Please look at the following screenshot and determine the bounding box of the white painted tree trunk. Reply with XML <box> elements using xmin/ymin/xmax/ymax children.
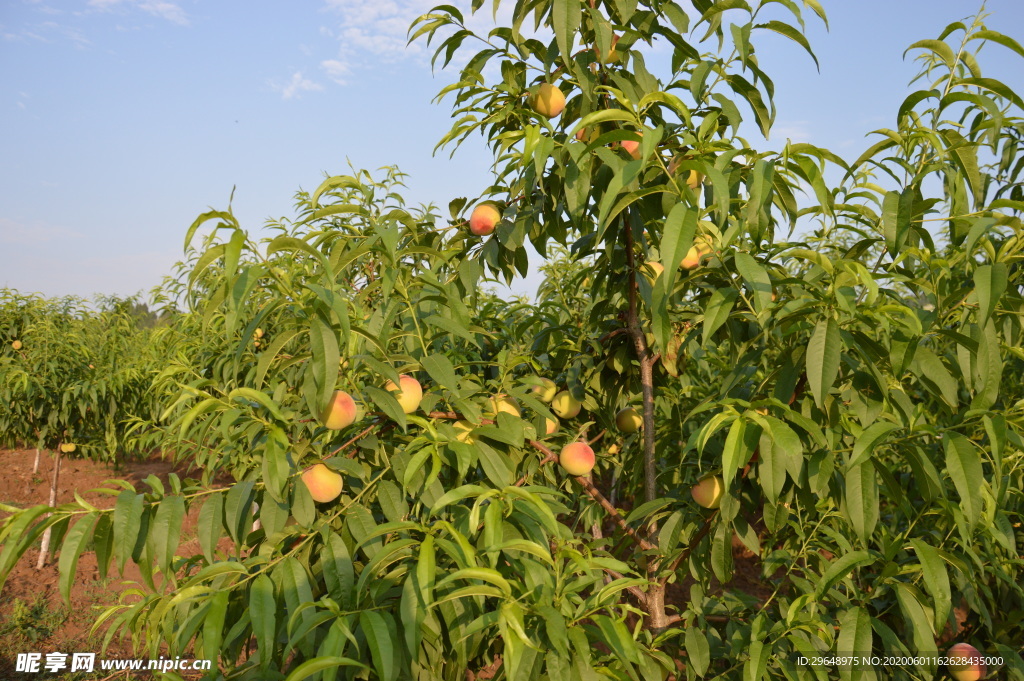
<box><xmin>32</xmin><ymin>448</ymin><xmax>41</xmax><ymax>475</ymax></box>
<box><xmin>36</xmin><ymin>449</ymin><xmax>61</xmax><ymax>569</ymax></box>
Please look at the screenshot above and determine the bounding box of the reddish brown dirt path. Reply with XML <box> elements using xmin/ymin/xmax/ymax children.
<box><xmin>0</xmin><ymin>448</ymin><xmax>219</xmax><ymax>680</ymax></box>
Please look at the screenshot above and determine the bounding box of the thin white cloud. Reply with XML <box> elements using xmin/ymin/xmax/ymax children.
<box><xmin>320</xmin><ymin>59</ymin><xmax>350</xmax><ymax>85</ymax></box>
<box><xmin>0</xmin><ymin>218</ymin><xmax>83</xmax><ymax>246</ymax></box>
<box><xmin>317</xmin><ymin>0</ymin><xmax>522</xmax><ymax>83</ymax></box>
<box><xmin>276</xmin><ymin>71</ymin><xmax>324</xmax><ymax>100</ymax></box>
<box><xmin>87</xmin><ymin>0</ymin><xmax>189</xmax><ymax>26</ymax></box>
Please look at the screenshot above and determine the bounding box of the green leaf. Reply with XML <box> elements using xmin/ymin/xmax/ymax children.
<box><xmin>364</xmin><ymin>386</ymin><xmax>408</xmax><ymax>430</ymax></box>
<box><xmin>755</xmin><ymin>20</ymin><xmax>818</xmax><ymax>69</ymax></box>
<box><xmin>908</xmin><ymin>538</ymin><xmax>951</xmax><ymax>631</ymax></box>
<box><xmin>551</xmin><ymin>0</ymin><xmax>581</xmax><ymax>68</ymax></box>
<box><xmin>113</xmin><ymin>491</ymin><xmax>144</xmax><ymax>574</ymax></box>
<box><xmin>249</xmin><ymin>574</ymin><xmax>277</xmax><ymax>668</ymax></box>
<box><xmin>224</xmin><ymin>480</ymin><xmax>255</xmax><ymax>547</ymax></box>
<box><xmin>836</xmin><ymin>607</ymin><xmax>872</xmax><ymax>681</ymax></box>
<box><xmin>308</xmin><ymin>317</ymin><xmax>340</xmax><ymax>416</ymax></box>
<box><xmin>943</xmin><ymin>432</ymin><xmax>983</xmax><ymax>529</ymax></box>
<box><xmin>197</xmin><ymin>494</ymin><xmax>224</xmax><ymax>565</ymax></box>
<box><xmin>686</xmin><ymin>625</ymin><xmax>710</xmax><ymax>676</ymax></box>
<box><xmin>814</xmin><ymin>550</ymin><xmax>874</xmax><ymax>600</ymax></box>
<box><xmin>202</xmin><ymin>590</ymin><xmax>228</xmax><ymax>660</ymax></box>
<box><xmin>974</xmin><ymin>263</ymin><xmax>1007</xmax><ymax>329</ymax></box>
<box><xmin>283</xmin><ymin>656</ymin><xmax>370</xmax><ymax>681</ymax></box>
<box><xmin>702</xmin><ymin>288</ymin><xmax>739</xmax><ymax>346</ymax></box>
<box><xmin>360</xmin><ymin>610</ymin><xmax>396</xmax><ymax>681</ymax></box>
<box><xmin>58</xmin><ymin>513</ymin><xmax>98</xmax><ymax>604</ymax></box>
<box><xmin>845</xmin><ymin>462</ymin><xmax>878</xmax><ymax>544</ymax></box>
<box><xmin>152</xmin><ymin>495</ymin><xmax>185</xmax><ymax>575</ymax></box>
<box><xmin>806</xmin><ymin>318</ymin><xmax>841</xmax><ymax>408</ymax></box>
<box><xmin>321</xmin><ymin>531</ymin><xmax>355</xmax><ymax>610</ymax></box>
<box><xmin>847</xmin><ymin>421</ymin><xmax>899</xmax><ymax>470</ymax></box>
<box><xmin>912</xmin><ymin>346</ymin><xmax>958</xmax><ymax>409</ymax></box>
<box><xmin>421</xmin><ymin>354</ymin><xmax>459</xmax><ymax>392</ymax></box>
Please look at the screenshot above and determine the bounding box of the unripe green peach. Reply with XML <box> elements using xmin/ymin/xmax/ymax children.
<box><xmin>301</xmin><ymin>463</ymin><xmax>343</xmax><ymax>503</ymax></box>
<box><xmin>551</xmin><ymin>391</ymin><xmax>582</xmax><ymax>419</ymax></box>
<box><xmin>531</xmin><ymin>377</ymin><xmax>558</xmax><ymax>403</ymax></box>
<box><xmin>384</xmin><ymin>375</ymin><xmax>423</xmax><ymax>414</ymax></box>
<box><xmin>322</xmin><ymin>390</ymin><xmax>358</xmax><ymax>430</ymax></box>
<box><xmin>559</xmin><ymin>442</ymin><xmax>596</xmax><ymax>476</ymax></box>
<box><xmin>615</xmin><ymin>407</ymin><xmax>642</xmax><ymax>433</ymax></box>
<box><xmin>691</xmin><ymin>475</ymin><xmax>724</xmax><ymax>509</ymax></box>
<box><xmin>946</xmin><ymin>643</ymin><xmax>986</xmax><ymax>681</ymax></box>
<box><xmin>469</xmin><ymin>204</ymin><xmax>501</xmax><ymax>236</ymax></box>
<box><xmin>529</xmin><ymin>83</ymin><xmax>566</xmax><ymax>118</ymax></box>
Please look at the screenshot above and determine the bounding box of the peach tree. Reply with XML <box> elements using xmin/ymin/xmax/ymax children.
<box><xmin>1</xmin><ymin>2</ymin><xmax>1024</xmax><ymax>681</ymax></box>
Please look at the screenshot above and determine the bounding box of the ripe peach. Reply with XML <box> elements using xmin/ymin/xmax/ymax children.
<box><xmin>529</xmin><ymin>83</ymin><xmax>566</xmax><ymax>118</ymax></box>
<box><xmin>255</xmin><ymin>328</ymin><xmax>264</xmax><ymax>339</ymax></box>
<box><xmin>691</xmin><ymin>475</ymin><xmax>724</xmax><ymax>509</ymax></box>
<box><xmin>640</xmin><ymin>261</ymin><xmax>664</xmax><ymax>285</ymax></box>
<box><xmin>490</xmin><ymin>394</ymin><xmax>521</xmax><ymax>418</ymax></box>
<box><xmin>469</xmin><ymin>203</ymin><xmax>501</xmax><ymax>236</ymax></box>
<box><xmin>551</xmin><ymin>391</ymin><xmax>582</xmax><ymax>419</ymax></box>
<box><xmin>453</xmin><ymin>420</ymin><xmax>475</xmax><ymax>444</ymax></box>
<box><xmin>946</xmin><ymin>643</ymin><xmax>986</xmax><ymax>681</ymax></box>
<box><xmin>686</xmin><ymin>170</ymin><xmax>704</xmax><ymax>190</ymax></box>
<box><xmin>680</xmin><ymin>239</ymin><xmax>713</xmax><ymax>270</ymax></box>
<box><xmin>620</xmin><ymin>138</ymin><xmax>642</xmax><ymax>160</ymax></box>
<box><xmin>594</xmin><ymin>34</ymin><xmax>620</xmax><ymax>64</ymax></box>
<box><xmin>300</xmin><ymin>463</ymin><xmax>343</xmax><ymax>503</ymax></box>
<box><xmin>322</xmin><ymin>390</ymin><xmax>357</xmax><ymax>430</ymax></box>
<box><xmin>559</xmin><ymin>442</ymin><xmax>596</xmax><ymax>476</ymax></box>
<box><xmin>59</xmin><ymin>443</ymin><xmax>76</xmax><ymax>454</ymax></box>
<box><xmin>11</xmin><ymin>340</ymin><xmax>22</xmax><ymax>350</ymax></box>
<box><xmin>531</xmin><ymin>378</ymin><xmax>558</xmax><ymax>403</ymax></box>
<box><xmin>544</xmin><ymin>417</ymin><xmax>559</xmax><ymax>436</ymax></box>
<box><xmin>615</xmin><ymin>407</ymin><xmax>642</xmax><ymax>433</ymax></box>
<box><xmin>384</xmin><ymin>374</ymin><xmax>423</xmax><ymax>414</ymax></box>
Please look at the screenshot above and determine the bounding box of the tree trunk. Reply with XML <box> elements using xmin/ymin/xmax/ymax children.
<box><xmin>36</xmin><ymin>448</ymin><xmax>62</xmax><ymax>569</ymax></box>
<box><xmin>32</xmin><ymin>448</ymin><xmax>41</xmax><ymax>475</ymax></box>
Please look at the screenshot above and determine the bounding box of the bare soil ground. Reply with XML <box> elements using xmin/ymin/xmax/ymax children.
<box><xmin>0</xmin><ymin>448</ymin><xmax>218</xmax><ymax>680</ymax></box>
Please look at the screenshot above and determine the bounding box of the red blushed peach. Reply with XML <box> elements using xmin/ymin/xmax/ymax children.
<box><xmin>691</xmin><ymin>475</ymin><xmax>724</xmax><ymax>509</ymax></box>
<box><xmin>322</xmin><ymin>390</ymin><xmax>357</xmax><ymax>430</ymax></box>
<box><xmin>619</xmin><ymin>138</ymin><xmax>642</xmax><ymax>160</ymax></box>
<box><xmin>301</xmin><ymin>463</ymin><xmax>343</xmax><ymax>503</ymax></box>
<box><xmin>946</xmin><ymin>643</ymin><xmax>986</xmax><ymax>681</ymax></box>
<box><xmin>384</xmin><ymin>374</ymin><xmax>423</xmax><ymax>414</ymax></box>
<box><xmin>559</xmin><ymin>442</ymin><xmax>596</xmax><ymax>476</ymax></box>
<box><xmin>469</xmin><ymin>204</ymin><xmax>501</xmax><ymax>236</ymax></box>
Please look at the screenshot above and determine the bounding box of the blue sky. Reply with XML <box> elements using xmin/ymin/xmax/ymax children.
<box><xmin>2</xmin><ymin>0</ymin><xmax>1022</xmax><ymax>303</ymax></box>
